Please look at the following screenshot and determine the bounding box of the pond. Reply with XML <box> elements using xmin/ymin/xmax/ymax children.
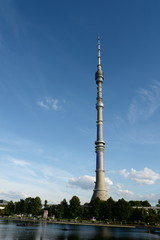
<box><xmin>0</xmin><ymin>220</ymin><xmax>160</xmax><ymax>240</ymax></box>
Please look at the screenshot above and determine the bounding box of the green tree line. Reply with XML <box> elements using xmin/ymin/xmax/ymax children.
<box><xmin>3</xmin><ymin>197</ymin><xmax>42</xmax><ymax>216</ymax></box>
<box><xmin>1</xmin><ymin>196</ymin><xmax>160</xmax><ymax>225</ymax></box>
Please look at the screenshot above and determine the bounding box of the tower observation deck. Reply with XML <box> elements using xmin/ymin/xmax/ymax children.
<box><xmin>91</xmin><ymin>36</ymin><xmax>108</xmax><ymax>201</ymax></box>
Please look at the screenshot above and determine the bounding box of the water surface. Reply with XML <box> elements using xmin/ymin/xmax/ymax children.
<box><xmin>0</xmin><ymin>220</ymin><xmax>160</xmax><ymax>240</ymax></box>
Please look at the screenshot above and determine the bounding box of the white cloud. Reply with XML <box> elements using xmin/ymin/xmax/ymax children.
<box><xmin>37</xmin><ymin>97</ymin><xmax>61</xmax><ymax>111</ymax></box>
<box><xmin>9</xmin><ymin>157</ymin><xmax>30</xmax><ymax>167</ymax></box>
<box><xmin>120</xmin><ymin>168</ymin><xmax>160</xmax><ymax>185</ymax></box>
<box><xmin>106</xmin><ymin>178</ymin><xmax>113</xmax><ymax>186</ymax></box>
<box><xmin>37</xmin><ymin>100</ymin><xmax>49</xmax><ymax>109</ymax></box>
<box><xmin>111</xmin><ymin>183</ymin><xmax>134</xmax><ymax>199</ymax></box>
<box><xmin>68</xmin><ymin>175</ymin><xmax>113</xmax><ymax>190</ymax></box>
<box><xmin>127</xmin><ymin>81</ymin><xmax>160</xmax><ymax>123</ymax></box>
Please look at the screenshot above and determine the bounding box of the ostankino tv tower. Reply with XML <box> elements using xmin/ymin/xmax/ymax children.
<box><xmin>91</xmin><ymin>36</ymin><xmax>108</xmax><ymax>201</ymax></box>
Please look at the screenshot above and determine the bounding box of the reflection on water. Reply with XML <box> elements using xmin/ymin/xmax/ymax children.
<box><xmin>0</xmin><ymin>220</ymin><xmax>160</xmax><ymax>240</ymax></box>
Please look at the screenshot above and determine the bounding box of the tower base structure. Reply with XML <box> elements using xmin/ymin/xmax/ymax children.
<box><xmin>92</xmin><ymin>190</ymin><xmax>108</xmax><ymax>201</ymax></box>
<box><xmin>91</xmin><ymin>169</ymin><xmax>108</xmax><ymax>201</ymax></box>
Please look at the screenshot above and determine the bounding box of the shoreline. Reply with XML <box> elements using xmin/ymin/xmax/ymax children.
<box><xmin>52</xmin><ymin>221</ymin><xmax>136</xmax><ymax>228</ymax></box>
<box><xmin>1</xmin><ymin>216</ymin><xmax>160</xmax><ymax>230</ymax></box>
<box><xmin>0</xmin><ymin>217</ymin><xmax>146</xmax><ymax>229</ymax></box>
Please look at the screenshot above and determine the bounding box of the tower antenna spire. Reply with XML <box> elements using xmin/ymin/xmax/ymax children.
<box><xmin>97</xmin><ymin>35</ymin><xmax>102</xmax><ymax>70</ymax></box>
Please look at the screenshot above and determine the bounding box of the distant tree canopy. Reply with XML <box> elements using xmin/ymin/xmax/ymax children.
<box><xmin>2</xmin><ymin>196</ymin><xmax>160</xmax><ymax>224</ymax></box>
<box><xmin>5</xmin><ymin>197</ymin><xmax>42</xmax><ymax>216</ymax></box>
<box><xmin>56</xmin><ymin>199</ymin><xmax>69</xmax><ymax>218</ymax></box>
<box><xmin>69</xmin><ymin>196</ymin><xmax>81</xmax><ymax>218</ymax></box>
<box><xmin>115</xmin><ymin>198</ymin><xmax>132</xmax><ymax>221</ymax></box>
<box><xmin>44</xmin><ymin>200</ymin><xmax>48</xmax><ymax>208</ymax></box>
<box><xmin>156</xmin><ymin>199</ymin><xmax>160</xmax><ymax>207</ymax></box>
<box><xmin>129</xmin><ymin>200</ymin><xmax>151</xmax><ymax>207</ymax></box>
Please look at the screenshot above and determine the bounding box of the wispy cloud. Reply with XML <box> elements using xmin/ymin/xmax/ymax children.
<box><xmin>120</xmin><ymin>168</ymin><xmax>160</xmax><ymax>185</ymax></box>
<box><xmin>0</xmin><ymin>134</ymin><xmax>45</xmax><ymax>157</ymax></box>
<box><xmin>127</xmin><ymin>81</ymin><xmax>160</xmax><ymax>123</ymax></box>
<box><xmin>0</xmin><ymin>153</ymin><xmax>73</xmax><ymax>182</ymax></box>
<box><xmin>67</xmin><ymin>175</ymin><xmax>113</xmax><ymax>190</ymax></box>
<box><xmin>110</xmin><ymin>183</ymin><xmax>160</xmax><ymax>205</ymax></box>
<box><xmin>111</xmin><ymin>183</ymin><xmax>134</xmax><ymax>198</ymax></box>
<box><xmin>0</xmin><ymin>136</ymin><xmax>40</xmax><ymax>157</ymax></box>
<box><xmin>37</xmin><ymin>97</ymin><xmax>61</xmax><ymax>110</ymax></box>
<box><xmin>0</xmin><ymin>153</ymin><xmax>74</xmax><ymax>202</ymax></box>
<box><xmin>0</xmin><ymin>190</ymin><xmax>28</xmax><ymax>201</ymax></box>
<box><xmin>8</xmin><ymin>156</ymin><xmax>30</xmax><ymax>167</ymax></box>
<box><xmin>0</xmin><ymin>155</ymin><xmax>37</xmax><ymax>178</ymax></box>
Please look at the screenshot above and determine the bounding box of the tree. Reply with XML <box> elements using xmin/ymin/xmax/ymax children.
<box><xmin>15</xmin><ymin>199</ymin><xmax>25</xmax><ymax>214</ymax></box>
<box><xmin>32</xmin><ymin>196</ymin><xmax>42</xmax><ymax>215</ymax></box>
<box><xmin>141</xmin><ymin>200</ymin><xmax>151</xmax><ymax>207</ymax></box>
<box><xmin>69</xmin><ymin>196</ymin><xmax>81</xmax><ymax>219</ymax></box>
<box><xmin>24</xmin><ymin>197</ymin><xmax>33</xmax><ymax>215</ymax></box>
<box><xmin>48</xmin><ymin>205</ymin><xmax>56</xmax><ymax>217</ymax></box>
<box><xmin>5</xmin><ymin>201</ymin><xmax>15</xmax><ymax>215</ymax></box>
<box><xmin>56</xmin><ymin>199</ymin><xmax>69</xmax><ymax>218</ymax></box>
<box><xmin>24</xmin><ymin>197</ymin><xmax>42</xmax><ymax>216</ymax></box>
<box><xmin>139</xmin><ymin>208</ymin><xmax>149</xmax><ymax>223</ymax></box>
<box><xmin>100</xmin><ymin>197</ymin><xmax>115</xmax><ymax>220</ymax></box>
<box><xmin>89</xmin><ymin>197</ymin><xmax>102</xmax><ymax>219</ymax></box>
<box><xmin>81</xmin><ymin>203</ymin><xmax>90</xmax><ymax>219</ymax></box>
<box><xmin>129</xmin><ymin>201</ymin><xmax>142</xmax><ymax>207</ymax></box>
<box><xmin>131</xmin><ymin>208</ymin><xmax>143</xmax><ymax>222</ymax></box>
<box><xmin>130</xmin><ymin>208</ymin><xmax>149</xmax><ymax>223</ymax></box>
<box><xmin>147</xmin><ymin>209</ymin><xmax>157</xmax><ymax>224</ymax></box>
<box><xmin>157</xmin><ymin>209</ymin><xmax>160</xmax><ymax>223</ymax></box>
<box><xmin>115</xmin><ymin>198</ymin><xmax>132</xmax><ymax>221</ymax></box>
<box><xmin>0</xmin><ymin>208</ymin><xmax>4</xmax><ymax>215</ymax></box>
<box><xmin>156</xmin><ymin>199</ymin><xmax>160</xmax><ymax>207</ymax></box>
<box><xmin>61</xmin><ymin>199</ymin><xmax>68</xmax><ymax>218</ymax></box>
<box><xmin>44</xmin><ymin>200</ymin><xmax>48</xmax><ymax>208</ymax></box>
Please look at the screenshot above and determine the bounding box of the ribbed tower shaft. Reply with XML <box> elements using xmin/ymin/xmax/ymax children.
<box><xmin>91</xmin><ymin>36</ymin><xmax>108</xmax><ymax>201</ymax></box>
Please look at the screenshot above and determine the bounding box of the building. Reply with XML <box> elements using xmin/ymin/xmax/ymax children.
<box><xmin>91</xmin><ymin>36</ymin><xmax>108</xmax><ymax>201</ymax></box>
<box><xmin>0</xmin><ymin>199</ymin><xmax>8</xmax><ymax>210</ymax></box>
<box><xmin>0</xmin><ymin>200</ymin><xmax>8</xmax><ymax>205</ymax></box>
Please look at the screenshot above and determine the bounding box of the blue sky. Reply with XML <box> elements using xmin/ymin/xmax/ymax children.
<box><xmin>0</xmin><ymin>0</ymin><xmax>160</xmax><ymax>205</ymax></box>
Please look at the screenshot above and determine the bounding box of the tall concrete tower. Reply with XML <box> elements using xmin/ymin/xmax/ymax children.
<box><xmin>91</xmin><ymin>36</ymin><xmax>108</xmax><ymax>201</ymax></box>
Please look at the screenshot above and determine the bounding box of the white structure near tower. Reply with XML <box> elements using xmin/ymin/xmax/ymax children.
<box><xmin>91</xmin><ymin>36</ymin><xmax>108</xmax><ymax>201</ymax></box>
